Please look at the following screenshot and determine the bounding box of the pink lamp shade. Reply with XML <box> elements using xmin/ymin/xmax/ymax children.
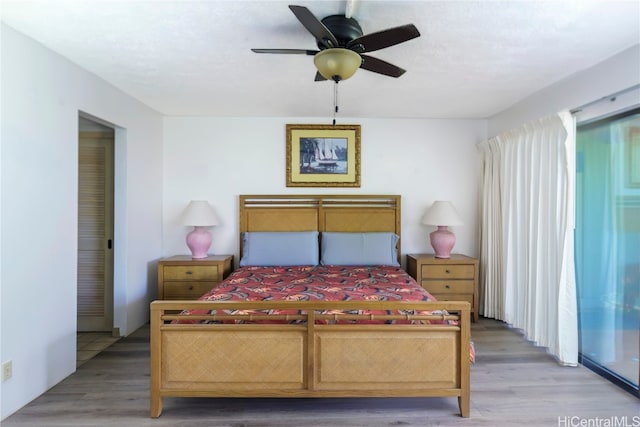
<box><xmin>181</xmin><ymin>200</ymin><xmax>219</xmax><ymax>259</ymax></box>
<box><xmin>421</xmin><ymin>201</ymin><xmax>463</xmax><ymax>259</ymax></box>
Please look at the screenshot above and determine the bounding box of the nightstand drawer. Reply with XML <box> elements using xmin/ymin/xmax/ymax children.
<box><xmin>422</xmin><ymin>280</ymin><xmax>474</xmax><ymax>294</ymax></box>
<box><xmin>430</xmin><ymin>293</ymin><xmax>474</xmax><ymax>305</ymax></box>
<box><xmin>163</xmin><ymin>265</ymin><xmax>219</xmax><ymax>281</ymax></box>
<box><xmin>162</xmin><ymin>281</ymin><xmax>216</xmax><ymax>299</ymax></box>
<box><xmin>420</xmin><ymin>264</ymin><xmax>475</xmax><ymax>279</ymax></box>
<box><xmin>157</xmin><ymin>255</ymin><xmax>233</xmax><ymax>303</ymax></box>
<box><xmin>406</xmin><ymin>254</ymin><xmax>479</xmax><ymax>322</ymax></box>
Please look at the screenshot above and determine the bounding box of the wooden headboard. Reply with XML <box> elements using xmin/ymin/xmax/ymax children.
<box><xmin>239</xmin><ymin>194</ymin><xmax>401</xmax><ymax>261</ymax></box>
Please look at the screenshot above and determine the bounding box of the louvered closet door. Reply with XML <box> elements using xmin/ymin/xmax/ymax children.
<box><xmin>77</xmin><ymin>132</ymin><xmax>114</xmax><ymax>332</ymax></box>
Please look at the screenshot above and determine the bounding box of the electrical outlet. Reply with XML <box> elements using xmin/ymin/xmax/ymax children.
<box><xmin>2</xmin><ymin>360</ymin><xmax>12</xmax><ymax>382</ymax></box>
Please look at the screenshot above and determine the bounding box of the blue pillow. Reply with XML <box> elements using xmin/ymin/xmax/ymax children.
<box><xmin>320</xmin><ymin>232</ymin><xmax>400</xmax><ymax>266</ymax></box>
<box><xmin>239</xmin><ymin>231</ymin><xmax>319</xmax><ymax>266</ymax></box>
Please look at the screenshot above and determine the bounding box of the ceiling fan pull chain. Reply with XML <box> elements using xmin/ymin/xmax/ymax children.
<box><xmin>333</xmin><ymin>81</ymin><xmax>339</xmax><ymax>126</ymax></box>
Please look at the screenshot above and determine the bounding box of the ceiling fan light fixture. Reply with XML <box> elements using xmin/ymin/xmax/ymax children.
<box><xmin>313</xmin><ymin>48</ymin><xmax>361</xmax><ymax>81</ymax></box>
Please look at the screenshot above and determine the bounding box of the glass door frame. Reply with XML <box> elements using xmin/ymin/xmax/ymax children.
<box><xmin>576</xmin><ymin>107</ymin><xmax>640</xmax><ymax>398</ymax></box>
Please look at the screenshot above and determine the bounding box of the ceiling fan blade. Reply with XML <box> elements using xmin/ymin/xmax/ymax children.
<box><xmin>289</xmin><ymin>5</ymin><xmax>339</xmax><ymax>49</ymax></box>
<box><xmin>251</xmin><ymin>48</ymin><xmax>318</xmax><ymax>55</ymax></box>
<box><xmin>359</xmin><ymin>54</ymin><xmax>406</xmax><ymax>78</ymax></box>
<box><xmin>347</xmin><ymin>24</ymin><xmax>420</xmax><ymax>53</ymax></box>
<box><xmin>314</xmin><ymin>71</ymin><xmax>327</xmax><ymax>82</ymax></box>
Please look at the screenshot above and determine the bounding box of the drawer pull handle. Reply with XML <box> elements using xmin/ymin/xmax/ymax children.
<box><xmin>188</xmin><ymin>286</ymin><xmax>194</xmax><ymax>291</ymax></box>
<box><xmin>445</xmin><ymin>284</ymin><xmax>451</xmax><ymax>289</ymax></box>
<box><xmin>445</xmin><ymin>269</ymin><xmax>451</xmax><ymax>274</ymax></box>
<box><xmin>185</xmin><ymin>271</ymin><xmax>193</xmax><ymax>275</ymax></box>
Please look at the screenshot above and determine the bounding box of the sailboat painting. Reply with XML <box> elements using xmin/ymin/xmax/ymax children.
<box><xmin>300</xmin><ymin>137</ymin><xmax>348</xmax><ymax>174</ymax></box>
<box><xmin>286</xmin><ymin>124</ymin><xmax>360</xmax><ymax>188</ymax></box>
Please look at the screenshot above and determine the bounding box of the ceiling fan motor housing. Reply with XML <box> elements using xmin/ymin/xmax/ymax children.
<box><xmin>319</xmin><ymin>15</ymin><xmax>363</xmax><ymax>50</ymax></box>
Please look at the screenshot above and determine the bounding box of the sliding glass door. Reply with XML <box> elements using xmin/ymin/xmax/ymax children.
<box><xmin>576</xmin><ymin>108</ymin><xmax>640</xmax><ymax>396</ymax></box>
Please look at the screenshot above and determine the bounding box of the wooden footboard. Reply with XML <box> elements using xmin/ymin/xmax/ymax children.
<box><xmin>150</xmin><ymin>300</ymin><xmax>471</xmax><ymax>418</ymax></box>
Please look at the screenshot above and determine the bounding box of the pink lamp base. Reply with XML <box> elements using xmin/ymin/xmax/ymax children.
<box><xmin>186</xmin><ymin>226</ymin><xmax>212</xmax><ymax>259</ymax></box>
<box><xmin>430</xmin><ymin>226</ymin><xmax>456</xmax><ymax>259</ymax></box>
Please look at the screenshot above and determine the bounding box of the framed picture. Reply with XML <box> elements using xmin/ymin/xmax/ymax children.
<box><xmin>286</xmin><ymin>124</ymin><xmax>361</xmax><ymax>187</ymax></box>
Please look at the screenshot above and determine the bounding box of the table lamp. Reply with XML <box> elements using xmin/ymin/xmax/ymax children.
<box><xmin>421</xmin><ymin>201</ymin><xmax>463</xmax><ymax>259</ymax></box>
<box><xmin>182</xmin><ymin>200</ymin><xmax>219</xmax><ymax>259</ymax></box>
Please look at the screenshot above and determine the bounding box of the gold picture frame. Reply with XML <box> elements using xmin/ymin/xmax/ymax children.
<box><xmin>286</xmin><ymin>124</ymin><xmax>361</xmax><ymax>187</ymax></box>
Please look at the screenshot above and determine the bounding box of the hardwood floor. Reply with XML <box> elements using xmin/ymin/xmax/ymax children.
<box><xmin>76</xmin><ymin>332</ymin><xmax>120</xmax><ymax>368</ymax></box>
<box><xmin>3</xmin><ymin>318</ymin><xmax>638</xmax><ymax>426</ymax></box>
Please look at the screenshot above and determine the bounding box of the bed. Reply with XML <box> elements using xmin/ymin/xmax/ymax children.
<box><xmin>150</xmin><ymin>194</ymin><xmax>471</xmax><ymax>418</ymax></box>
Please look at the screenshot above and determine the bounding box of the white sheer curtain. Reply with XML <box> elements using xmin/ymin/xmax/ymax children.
<box><xmin>478</xmin><ymin>111</ymin><xmax>578</xmax><ymax>366</ymax></box>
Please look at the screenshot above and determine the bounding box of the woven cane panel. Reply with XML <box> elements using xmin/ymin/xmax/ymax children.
<box><xmin>244</xmin><ymin>208</ymin><xmax>318</xmax><ymax>232</ymax></box>
<box><xmin>314</xmin><ymin>331</ymin><xmax>458</xmax><ymax>390</ymax></box>
<box><xmin>162</xmin><ymin>330</ymin><xmax>305</xmax><ymax>387</ymax></box>
<box><xmin>322</xmin><ymin>209</ymin><xmax>398</xmax><ymax>233</ymax></box>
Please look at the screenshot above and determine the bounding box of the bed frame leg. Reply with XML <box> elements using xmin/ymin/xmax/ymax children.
<box><xmin>150</xmin><ymin>301</ymin><xmax>163</xmax><ymax>418</ymax></box>
<box><xmin>458</xmin><ymin>395</ymin><xmax>470</xmax><ymax>417</ymax></box>
<box><xmin>150</xmin><ymin>394</ymin><xmax>163</xmax><ymax>418</ymax></box>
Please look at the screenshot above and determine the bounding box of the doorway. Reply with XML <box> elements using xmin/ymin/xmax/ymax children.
<box><xmin>77</xmin><ymin>116</ymin><xmax>115</xmax><ymax>333</ymax></box>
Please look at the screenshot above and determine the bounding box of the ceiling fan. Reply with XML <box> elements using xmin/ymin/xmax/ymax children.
<box><xmin>251</xmin><ymin>4</ymin><xmax>420</xmax><ymax>82</ymax></box>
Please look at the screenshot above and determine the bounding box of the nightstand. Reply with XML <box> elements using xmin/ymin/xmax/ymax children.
<box><xmin>157</xmin><ymin>255</ymin><xmax>233</xmax><ymax>300</ymax></box>
<box><xmin>406</xmin><ymin>254</ymin><xmax>479</xmax><ymax>322</ymax></box>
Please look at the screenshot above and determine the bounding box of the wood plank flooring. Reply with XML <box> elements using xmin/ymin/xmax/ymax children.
<box><xmin>3</xmin><ymin>318</ymin><xmax>638</xmax><ymax>426</ymax></box>
<box><xmin>76</xmin><ymin>332</ymin><xmax>120</xmax><ymax>368</ymax></box>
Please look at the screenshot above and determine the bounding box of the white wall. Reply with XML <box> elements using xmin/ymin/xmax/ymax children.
<box><xmin>0</xmin><ymin>24</ymin><xmax>163</xmax><ymax>419</ymax></box>
<box><xmin>489</xmin><ymin>44</ymin><xmax>640</xmax><ymax>135</ymax></box>
<box><xmin>162</xmin><ymin>117</ymin><xmax>487</xmax><ymax>269</ymax></box>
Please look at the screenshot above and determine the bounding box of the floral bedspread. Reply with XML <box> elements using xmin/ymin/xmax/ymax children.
<box><xmin>178</xmin><ymin>265</ymin><xmax>445</xmax><ymax>324</ymax></box>
<box><xmin>200</xmin><ymin>265</ymin><xmax>435</xmax><ymax>303</ymax></box>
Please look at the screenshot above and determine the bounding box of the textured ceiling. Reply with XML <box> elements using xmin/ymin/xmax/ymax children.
<box><xmin>2</xmin><ymin>0</ymin><xmax>639</xmax><ymax>119</ymax></box>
